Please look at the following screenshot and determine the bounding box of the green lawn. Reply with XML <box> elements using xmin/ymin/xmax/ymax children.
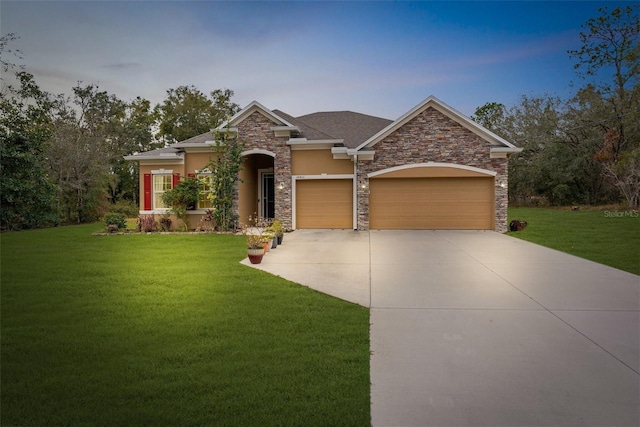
<box><xmin>508</xmin><ymin>207</ymin><xmax>640</xmax><ymax>275</ymax></box>
<box><xmin>1</xmin><ymin>225</ymin><xmax>370</xmax><ymax>426</ymax></box>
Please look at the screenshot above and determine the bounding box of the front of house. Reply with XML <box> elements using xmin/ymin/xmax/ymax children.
<box><xmin>125</xmin><ymin>96</ymin><xmax>521</xmax><ymax>233</ymax></box>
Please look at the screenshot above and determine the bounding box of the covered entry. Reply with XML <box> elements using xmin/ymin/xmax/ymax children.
<box><xmin>369</xmin><ymin>164</ymin><xmax>495</xmax><ymax>230</ymax></box>
<box><xmin>295</xmin><ymin>179</ymin><xmax>353</xmax><ymax>229</ymax></box>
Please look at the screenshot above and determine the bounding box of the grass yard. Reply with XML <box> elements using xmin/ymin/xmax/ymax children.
<box><xmin>1</xmin><ymin>225</ymin><xmax>370</xmax><ymax>426</ymax></box>
<box><xmin>508</xmin><ymin>207</ymin><xmax>640</xmax><ymax>275</ymax></box>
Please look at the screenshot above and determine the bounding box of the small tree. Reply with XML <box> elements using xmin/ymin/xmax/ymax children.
<box><xmin>161</xmin><ymin>177</ymin><xmax>198</xmax><ymax>231</ymax></box>
<box><xmin>206</xmin><ymin>131</ymin><xmax>243</xmax><ymax>231</ymax></box>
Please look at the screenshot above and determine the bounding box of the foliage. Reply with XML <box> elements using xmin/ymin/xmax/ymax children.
<box><xmin>270</xmin><ymin>219</ymin><xmax>284</xmax><ymax>237</ymax></box>
<box><xmin>108</xmin><ymin>199</ymin><xmax>139</xmax><ymax>217</ymax></box>
<box><xmin>159</xmin><ymin>215</ymin><xmax>172</xmax><ymax>232</ymax></box>
<box><xmin>161</xmin><ymin>177</ymin><xmax>198</xmax><ymax>230</ymax></box>
<box><xmin>195</xmin><ymin>209</ymin><xmax>215</xmax><ymax>232</ymax></box>
<box><xmin>206</xmin><ymin>131</ymin><xmax>244</xmax><ymax>231</ymax></box>
<box><xmin>103</xmin><ymin>212</ymin><xmax>126</xmax><ymax>230</ymax></box>
<box><xmin>136</xmin><ymin>215</ymin><xmax>157</xmax><ymax>232</ymax></box>
<box><xmin>241</xmin><ymin>214</ymin><xmax>271</xmax><ymax>248</ymax></box>
<box><xmin>0</xmin><ymin>72</ymin><xmax>60</xmax><ymax>230</ymax></box>
<box><xmin>155</xmin><ymin>85</ymin><xmax>239</xmax><ymax>144</ymax></box>
<box><xmin>1</xmin><ymin>224</ymin><xmax>370</xmax><ymax>426</ymax></box>
<box><xmin>568</xmin><ymin>5</ymin><xmax>640</xmax><ymax>207</ymax></box>
<box><xmin>473</xmin><ymin>6</ymin><xmax>639</xmax><ymax>208</ymax></box>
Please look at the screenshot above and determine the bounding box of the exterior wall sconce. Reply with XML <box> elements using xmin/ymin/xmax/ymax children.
<box><xmin>278</xmin><ymin>183</ymin><xmax>284</xmax><ymax>191</ymax></box>
<box><xmin>361</xmin><ymin>183</ymin><xmax>367</xmax><ymax>189</ymax></box>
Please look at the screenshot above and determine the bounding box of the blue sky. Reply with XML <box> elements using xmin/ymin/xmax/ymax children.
<box><xmin>1</xmin><ymin>1</ymin><xmax>633</xmax><ymax>119</ymax></box>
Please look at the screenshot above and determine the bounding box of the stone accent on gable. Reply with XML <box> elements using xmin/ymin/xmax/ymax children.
<box><xmin>357</xmin><ymin>107</ymin><xmax>509</xmax><ymax>233</ymax></box>
<box><xmin>237</xmin><ymin>111</ymin><xmax>293</xmax><ymax>230</ymax></box>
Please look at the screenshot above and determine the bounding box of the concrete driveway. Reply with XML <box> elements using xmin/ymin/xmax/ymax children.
<box><xmin>243</xmin><ymin>229</ymin><xmax>639</xmax><ymax>426</ymax></box>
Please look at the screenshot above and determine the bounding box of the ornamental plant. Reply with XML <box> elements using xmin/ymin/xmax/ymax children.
<box><xmin>161</xmin><ymin>177</ymin><xmax>198</xmax><ymax>231</ymax></box>
<box><xmin>205</xmin><ymin>128</ymin><xmax>243</xmax><ymax>231</ymax></box>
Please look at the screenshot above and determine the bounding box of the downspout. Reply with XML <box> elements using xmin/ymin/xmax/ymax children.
<box><xmin>353</xmin><ymin>154</ymin><xmax>358</xmax><ymax>230</ymax></box>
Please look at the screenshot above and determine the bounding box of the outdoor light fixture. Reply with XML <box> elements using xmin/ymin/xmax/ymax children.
<box><xmin>278</xmin><ymin>183</ymin><xmax>284</xmax><ymax>190</ymax></box>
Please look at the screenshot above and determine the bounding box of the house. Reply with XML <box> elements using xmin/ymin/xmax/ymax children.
<box><xmin>125</xmin><ymin>96</ymin><xmax>521</xmax><ymax>232</ymax></box>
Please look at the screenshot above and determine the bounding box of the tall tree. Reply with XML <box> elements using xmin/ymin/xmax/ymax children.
<box><xmin>155</xmin><ymin>86</ymin><xmax>239</xmax><ymax>143</ymax></box>
<box><xmin>569</xmin><ymin>5</ymin><xmax>640</xmax><ymax>207</ymax></box>
<box><xmin>0</xmin><ymin>72</ymin><xmax>59</xmax><ymax>230</ymax></box>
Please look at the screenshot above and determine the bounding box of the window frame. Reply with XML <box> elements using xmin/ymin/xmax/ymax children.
<box><xmin>153</xmin><ymin>173</ymin><xmax>173</xmax><ymax>210</ymax></box>
<box><xmin>196</xmin><ymin>171</ymin><xmax>214</xmax><ymax>210</ymax></box>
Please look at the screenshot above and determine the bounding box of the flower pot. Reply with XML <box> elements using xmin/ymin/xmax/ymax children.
<box><xmin>271</xmin><ymin>238</ymin><xmax>278</xmax><ymax>249</ymax></box>
<box><xmin>247</xmin><ymin>247</ymin><xmax>264</xmax><ymax>264</ymax></box>
<box><xmin>277</xmin><ymin>235</ymin><xmax>283</xmax><ymax>245</ymax></box>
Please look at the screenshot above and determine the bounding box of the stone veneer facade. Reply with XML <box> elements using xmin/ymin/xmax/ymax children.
<box><xmin>235</xmin><ymin>107</ymin><xmax>509</xmax><ymax>233</ymax></box>
<box><xmin>237</xmin><ymin>112</ymin><xmax>293</xmax><ymax>230</ymax></box>
<box><xmin>356</xmin><ymin>107</ymin><xmax>509</xmax><ymax>233</ymax></box>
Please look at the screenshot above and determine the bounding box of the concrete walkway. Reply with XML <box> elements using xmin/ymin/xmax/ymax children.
<box><xmin>242</xmin><ymin>229</ymin><xmax>640</xmax><ymax>426</ymax></box>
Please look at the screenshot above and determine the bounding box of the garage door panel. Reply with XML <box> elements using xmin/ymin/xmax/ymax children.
<box><xmin>370</xmin><ymin>177</ymin><xmax>493</xmax><ymax>230</ymax></box>
<box><xmin>296</xmin><ymin>179</ymin><xmax>353</xmax><ymax>229</ymax></box>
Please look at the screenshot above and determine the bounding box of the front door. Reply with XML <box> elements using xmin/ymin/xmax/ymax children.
<box><xmin>259</xmin><ymin>170</ymin><xmax>275</xmax><ymax>220</ymax></box>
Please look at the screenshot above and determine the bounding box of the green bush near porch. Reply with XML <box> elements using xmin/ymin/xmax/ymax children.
<box><xmin>1</xmin><ymin>225</ymin><xmax>370</xmax><ymax>426</ymax></box>
<box><xmin>508</xmin><ymin>207</ymin><xmax>640</xmax><ymax>275</ymax></box>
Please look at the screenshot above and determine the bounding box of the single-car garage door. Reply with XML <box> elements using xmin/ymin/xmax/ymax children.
<box><xmin>296</xmin><ymin>179</ymin><xmax>353</xmax><ymax>229</ymax></box>
<box><xmin>369</xmin><ymin>177</ymin><xmax>494</xmax><ymax>229</ymax></box>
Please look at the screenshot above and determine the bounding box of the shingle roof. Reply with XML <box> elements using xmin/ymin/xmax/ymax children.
<box><xmin>294</xmin><ymin>111</ymin><xmax>392</xmax><ymax>148</ymax></box>
<box><xmin>173</xmin><ymin>132</ymin><xmax>215</xmax><ymax>146</ymax></box>
<box><xmin>127</xmin><ymin>105</ymin><xmax>392</xmax><ymax>158</ymax></box>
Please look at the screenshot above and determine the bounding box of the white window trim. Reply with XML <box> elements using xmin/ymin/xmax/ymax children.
<box><xmin>153</xmin><ymin>173</ymin><xmax>173</xmax><ymax>210</ymax></box>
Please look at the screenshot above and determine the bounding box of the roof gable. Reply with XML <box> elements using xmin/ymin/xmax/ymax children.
<box><xmin>220</xmin><ymin>101</ymin><xmax>296</xmax><ymax>129</ymax></box>
<box><xmin>356</xmin><ymin>95</ymin><xmax>518</xmax><ymax>151</ymax></box>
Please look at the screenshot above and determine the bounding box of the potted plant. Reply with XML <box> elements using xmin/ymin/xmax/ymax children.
<box><xmin>271</xmin><ymin>219</ymin><xmax>284</xmax><ymax>244</ymax></box>
<box><xmin>243</xmin><ymin>229</ymin><xmax>265</xmax><ymax>264</ymax></box>
<box><xmin>263</xmin><ymin>230</ymin><xmax>276</xmax><ymax>251</ymax></box>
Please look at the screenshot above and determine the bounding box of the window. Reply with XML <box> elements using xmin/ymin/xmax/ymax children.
<box><xmin>153</xmin><ymin>174</ymin><xmax>173</xmax><ymax>209</ymax></box>
<box><xmin>197</xmin><ymin>174</ymin><xmax>213</xmax><ymax>209</ymax></box>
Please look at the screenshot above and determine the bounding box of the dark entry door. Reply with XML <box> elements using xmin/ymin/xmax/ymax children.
<box><xmin>262</xmin><ymin>173</ymin><xmax>275</xmax><ymax>220</ymax></box>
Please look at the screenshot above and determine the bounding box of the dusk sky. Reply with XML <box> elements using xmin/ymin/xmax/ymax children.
<box><xmin>2</xmin><ymin>1</ymin><xmax>634</xmax><ymax>119</ymax></box>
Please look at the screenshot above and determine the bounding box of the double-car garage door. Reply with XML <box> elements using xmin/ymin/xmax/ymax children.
<box><xmin>369</xmin><ymin>176</ymin><xmax>494</xmax><ymax>229</ymax></box>
<box><xmin>295</xmin><ymin>171</ymin><xmax>494</xmax><ymax>230</ymax></box>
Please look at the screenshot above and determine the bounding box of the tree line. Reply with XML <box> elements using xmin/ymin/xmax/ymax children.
<box><xmin>472</xmin><ymin>5</ymin><xmax>639</xmax><ymax>208</ymax></box>
<box><xmin>1</xmin><ymin>6</ymin><xmax>638</xmax><ymax>231</ymax></box>
<box><xmin>0</xmin><ymin>38</ymin><xmax>239</xmax><ymax>230</ymax></box>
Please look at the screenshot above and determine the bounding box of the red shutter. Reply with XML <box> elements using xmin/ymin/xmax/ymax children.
<box><xmin>172</xmin><ymin>173</ymin><xmax>180</xmax><ymax>188</ymax></box>
<box><xmin>143</xmin><ymin>174</ymin><xmax>152</xmax><ymax>210</ymax></box>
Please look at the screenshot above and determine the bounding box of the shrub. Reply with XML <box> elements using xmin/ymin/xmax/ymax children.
<box><xmin>160</xmin><ymin>217</ymin><xmax>172</xmax><ymax>232</ymax></box>
<box><xmin>136</xmin><ymin>215</ymin><xmax>157</xmax><ymax>232</ymax></box>
<box><xmin>108</xmin><ymin>200</ymin><xmax>139</xmax><ymax>217</ymax></box>
<box><xmin>103</xmin><ymin>213</ymin><xmax>126</xmax><ymax>230</ymax></box>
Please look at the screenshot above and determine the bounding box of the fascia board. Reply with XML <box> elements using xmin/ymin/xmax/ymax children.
<box><xmin>124</xmin><ymin>153</ymin><xmax>184</xmax><ymax>161</ymax></box>
<box><xmin>490</xmin><ymin>147</ymin><xmax>523</xmax><ymax>153</ymax></box>
<box><xmin>218</xmin><ymin>101</ymin><xmax>296</xmax><ymax>129</ymax></box>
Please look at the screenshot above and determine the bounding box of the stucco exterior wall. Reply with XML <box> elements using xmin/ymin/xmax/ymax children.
<box><xmin>291</xmin><ymin>149</ymin><xmax>353</xmax><ymax>175</ymax></box>
<box><xmin>356</xmin><ymin>107</ymin><xmax>509</xmax><ymax>232</ymax></box>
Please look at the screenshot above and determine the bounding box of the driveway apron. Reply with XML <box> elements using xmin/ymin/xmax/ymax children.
<box><xmin>244</xmin><ymin>229</ymin><xmax>640</xmax><ymax>426</ymax></box>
